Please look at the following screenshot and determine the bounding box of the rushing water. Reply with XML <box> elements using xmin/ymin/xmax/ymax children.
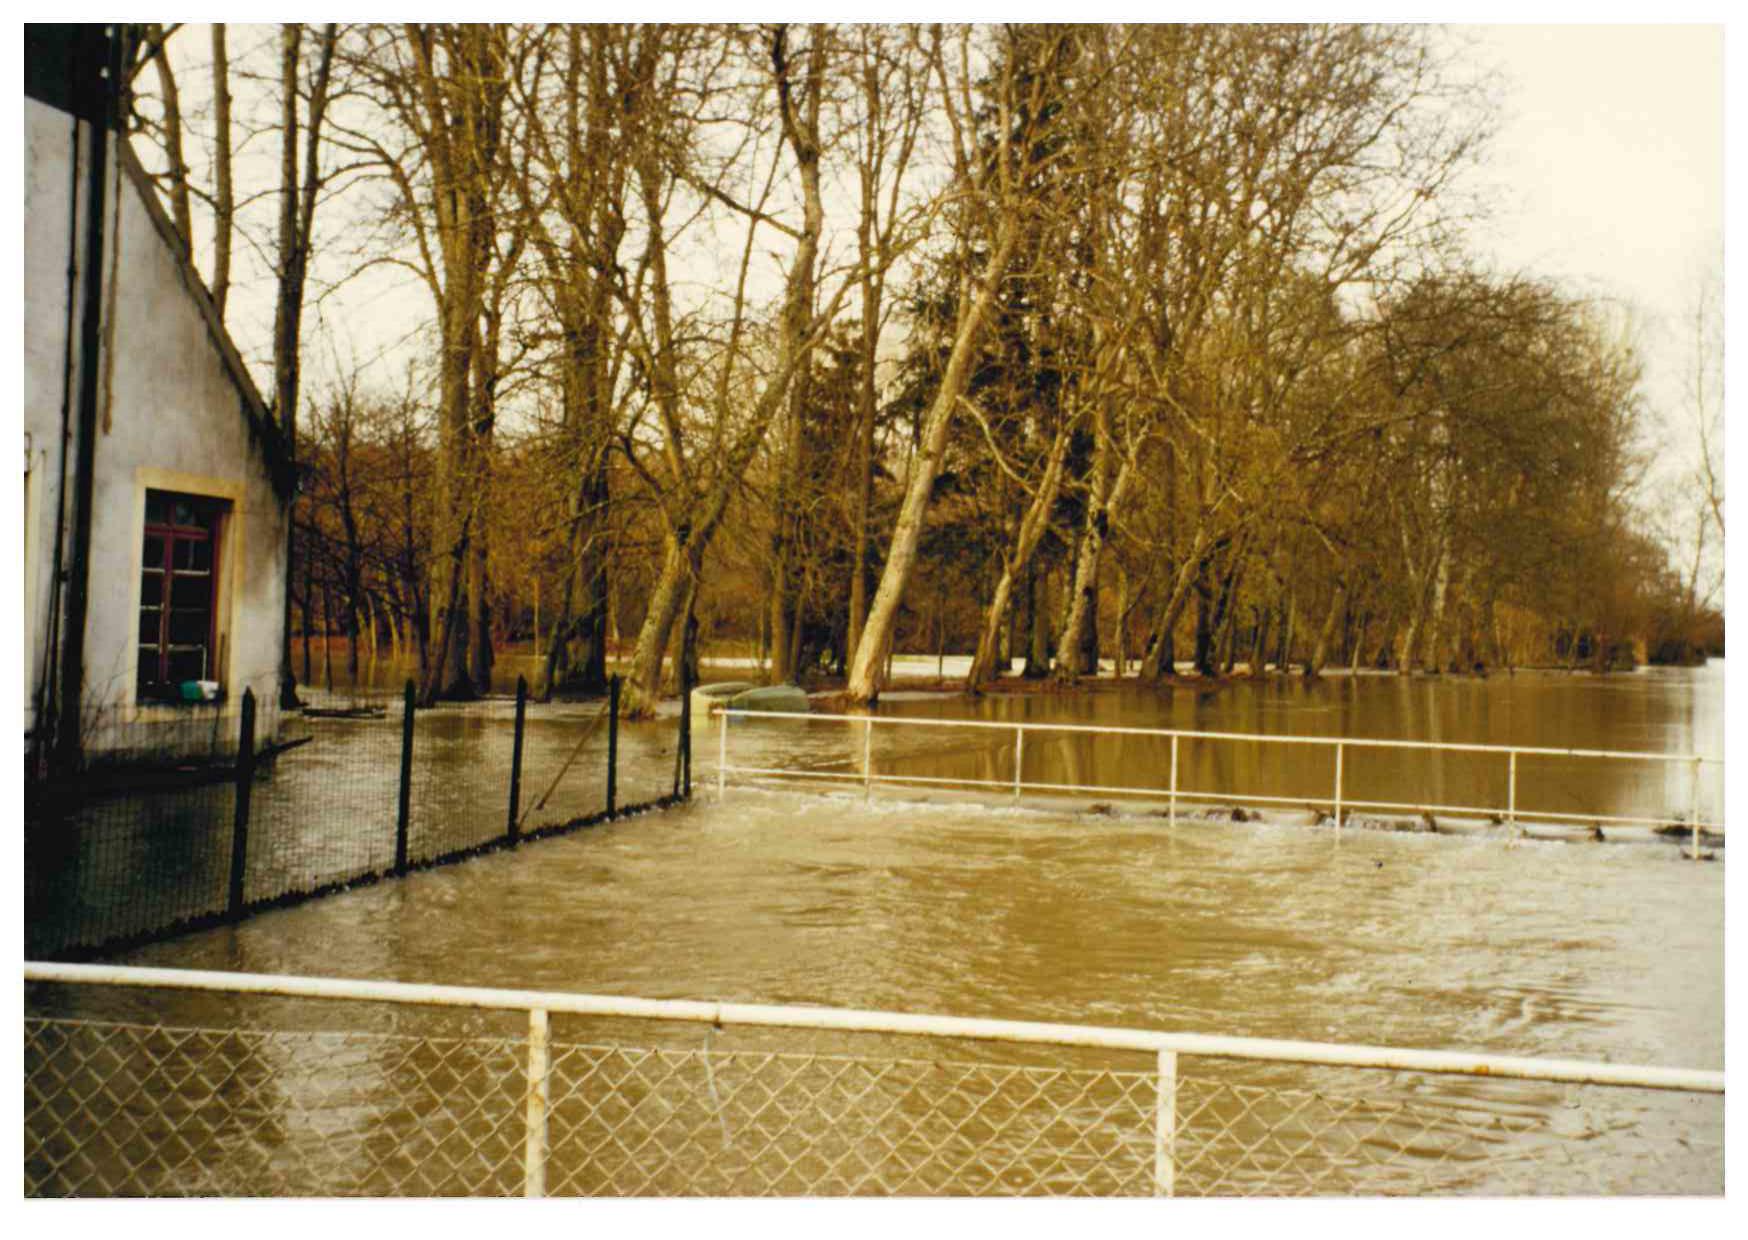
<box><xmin>34</xmin><ymin>662</ymin><xmax>1726</xmax><ymax>1194</ymax></box>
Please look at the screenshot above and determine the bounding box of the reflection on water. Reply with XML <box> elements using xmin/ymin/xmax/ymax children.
<box><xmin>864</xmin><ymin>663</ymin><xmax>1726</xmax><ymax>827</ymax></box>
<box><xmin>42</xmin><ymin>663</ymin><xmax>1724</xmax><ymax>1194</ymax></box>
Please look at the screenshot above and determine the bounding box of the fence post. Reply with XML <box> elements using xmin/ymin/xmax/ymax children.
<box><xmin>864</xmin><ymin>717</ymin><xmax>875</xmax><ymax>802</ymax></box>
<box><xmin>1332</xmin><ymin>741</ymin><xmax>1344</xmax><ymax>832</ymax></box>
<box><xmin>1690</xmin><ymin>758</ymin><xmax>1702</xmax><ymax>860</ymax></box>
<box><xmin>718</xmin><ymin>706</ymin><xmax>729</xmax><ymax>801</ymax></box>
<box><xmin>681</xmin><ymin>663</ymin><xmax>692</xmax><ymax>800</ymax></box>
<box><xmin>606</xmin><ymin>675</ymin><xmax>620</xmax><ymax>818</ymax></box>
<box><xmin>1154</xmin><ymin>1048</ymin><xmax>1178</xmax><ymax>1197</ymax></box>
<box><xmin>395</xmin><ymin>680</ymin><xmax>414</xmax><ymax>875</ymax></box>
<box><xmin>507</xmin><ymin>675</ymin><xmax>528</xmax><ymax>843</ymax></box>
<box><xmin>1168</xmin><ymin>734</ymin><xmax>1179</xmax><ymax>828</ymax></box>
<box><xmin>524</xmin><ymin>1008</ymin><xmax>550</xmax><ymax>1198</ymax></box>
<box><xmin>226</xmin><ymin>688</ymin><xmax>257</xmax><ymax>920</ymax></box>
<box><xmin>1012</xmin><ymin>726</ymin><xmax>1024</xmax><ymax>802</ymax></box>
<box><xmin>1507</xmin><ymin>750</ymin><xmax>1518</xmax><ymax>833</ymax></box>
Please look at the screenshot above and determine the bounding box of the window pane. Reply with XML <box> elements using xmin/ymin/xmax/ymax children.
<box><xmin>141</xmin><ymin>534</ymin><xmax>165</xmax><ymax>568</ymax></box>
<box><xmin>170</xmin><ymin>575</ymin><xmax>211</xmax><ymax>608</ymax></box>
<box><xmin>138</xmin><ymin>607</ymin><xmax>161</xmax><ymax>645</ymax></box>
<box><xmin>145</xmin><ymin>491</ymin><xmax>170</xmax><ymax>524</ymax></box>
<box><xmin>139</xmin><ymin>573</ymin><xmax>162</xmax><ymax>607</ymax></box>
<box><xmin>168</xmin><ymin>609</ymin><xmax>209</xmax><ymax>645</ymax></box>
<box><xmin>167</xmin><ymin>648</ymin><xmax>206</xmax><ymax>682</ymax></box>
<box><xmin>187</xmin><ymin>539</ymin><xmax>212</xmax><ymax>572</ymax></box>
<box><xmin>137</xmin><ymin>647</ymin><xmax>160</xmax><ymax>684</ymax></box>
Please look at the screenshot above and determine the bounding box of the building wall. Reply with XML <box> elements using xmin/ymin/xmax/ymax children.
<box><xmin>23</xmin><ymin>97</ymin><xmax>289</xmax><ymax>762</ymax></box>
<box><xmin>22</xmin><ymin>95</ymin><xmax>87</xmax><ymax>741</ymax></box>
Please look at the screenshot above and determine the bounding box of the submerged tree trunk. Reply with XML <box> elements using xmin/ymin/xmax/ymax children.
<box><xmin>969</xmin><ymin>428</ymin><xmax>1070</xmax><ymax>690</ymax></box>
<box><xmin>1139</xmin><ymin>540</ymin><xmax>1205</xmax><ymax>682</ymax></box>
<box><xmin>1114</xmin><ymin>565</ymin><xmax>1129</xmax><ymax>677</ymax></box>
<box><xmin>1307</xmin><ymin>577</ymin><xmax>1347</xmax><ymax>679</ymax></box>
<box><xmin>1192</xmin><ymin>555</ymin><xmax>1218</xmax><ymax>676</ymax></box>
<box><xmin>622</xmin><ymin>530</ymin><xmax>700</xmax><ymax>717</ymax></box>
<box><xmin>1022</xmin><ymin>567</ymin><xmax>1053</xmax><ymax>679</ymax></box>
<box><xmin>1248</xmin><ymin>603</ymin><xmax>1270</xmax><ymax>677</ymax></box>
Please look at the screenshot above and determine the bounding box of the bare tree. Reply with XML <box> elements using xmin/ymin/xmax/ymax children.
<box><xmin>845</xmin><ymin>24</ymin><xmax>1074</xmax><ymax>703</ymax></box>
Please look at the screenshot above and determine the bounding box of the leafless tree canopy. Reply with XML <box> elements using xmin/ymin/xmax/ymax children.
<box><xmin>125</xmin><ymin>22</ymin><xmax>1722</xmax><ymax>711</ymax></box>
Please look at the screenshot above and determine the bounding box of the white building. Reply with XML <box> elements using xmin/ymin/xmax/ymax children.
<box><xmin>24</xmin><ymin>25</ymin><xmax>292</xmax><ymax>770</ymax></box>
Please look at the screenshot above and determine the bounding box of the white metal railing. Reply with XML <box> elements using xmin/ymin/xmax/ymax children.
<box><xmin>712</xmin><ymin>709</ymin><xmax>1724</xmax><ymax>855</ymax></box>
<box><xmin>22</xmin><ymin>962</ymin><xmax>1725</xmax><ymax>1197</ymax></box>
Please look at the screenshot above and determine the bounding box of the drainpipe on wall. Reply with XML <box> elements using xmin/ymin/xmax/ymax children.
<box><xmin>29</xmin><ymin>106</ymin><xmax>84</xmax><ymax>781</ymax></box>
<box><xmin>51</xmin><ymin>24</ymin><xmax>123</xmax><ymax>776</ymax></box>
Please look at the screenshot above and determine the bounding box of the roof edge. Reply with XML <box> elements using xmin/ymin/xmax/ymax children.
<box><xmin>116</xmin><ymin>139</ymin><xmax>296</xmax><ymax>502</ymax></box>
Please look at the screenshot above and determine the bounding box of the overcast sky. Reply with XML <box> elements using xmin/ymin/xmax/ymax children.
<box><xmin>1464</xmin><ymin>24</ymin><xmax>1722</xmax><ymax>431</ymax></box>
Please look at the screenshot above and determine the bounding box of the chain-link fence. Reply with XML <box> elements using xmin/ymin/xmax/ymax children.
<box><xmin>22</xmin><ymin>967</ymin><xmax>1725</xmax><ymax>1197</ymax></box>
<box><xmin>24</xmin><ymin>675</ymin><xmax>693</xmax><ymax>960</ymax></box>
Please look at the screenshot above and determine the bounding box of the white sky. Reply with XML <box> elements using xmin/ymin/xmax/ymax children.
<box><xmin>1464</xmin><ymin>24</ymin><xmax>1722</xmax><ymax>428</ymax></box>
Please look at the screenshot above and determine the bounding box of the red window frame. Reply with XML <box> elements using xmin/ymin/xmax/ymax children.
<box><xmin>137</xmin><ymin>491</ymin><xmax>223</xmax><ymax>699</ymax></box>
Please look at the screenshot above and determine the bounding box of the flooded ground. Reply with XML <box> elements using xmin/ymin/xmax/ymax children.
<box><xmin>31</xmin><ymin>662</ymin><xmax>1725</xmax><ymax>1194</ymax></box>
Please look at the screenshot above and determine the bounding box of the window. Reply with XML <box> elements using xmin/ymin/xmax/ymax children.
<box><xmin>138</xmin><ymin>490</ymin><xmax>225</xmax><ymax>700</ymax></box>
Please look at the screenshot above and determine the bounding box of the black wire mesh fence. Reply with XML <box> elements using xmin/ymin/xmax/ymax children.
<box><xmin>24</xmin><ymin>674</ymin><xmax>694</xmax><ymax>960</ymax></box>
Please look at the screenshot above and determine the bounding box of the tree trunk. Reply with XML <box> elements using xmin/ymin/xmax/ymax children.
<box><xmin>1277</xmin><ymin>590</ymin><xmax>1298</xmax><ymax>674</ymax></box>
<box><xmin>622</xmin><ymin>530</ymin><xmax>701</xmax><ymax>717</ymax></box>
<box><xmin>273</xmin><ymin>23</ymin><xmax>337</xmax><ymax>711</ymax></box>
<box><xmin>1053</xmin><ymin>437</ymin><xmax>1133</xmax><ymax>683</ymax></box>
<box><xmin>1248</xmin><ymin>603</ymin><xmax>1270</xmax><ymax>677</ymax></box>
<box><xmin>209</xmin><ymin>25</ymin><xmax>233</xmax><ymax>321</ymax></box>
<box><xmin>764</xmin><ymin>26</ymin><xmax>828</xmax><ymax>687</ymax></box>
<box><xmin>1114</xmin><ymin>565</ymin><xmax>1129</xmax><ymax>677</ymax></box>
<box><xmin>1307</xmin><ymin>578</ymin><xmax>1346</xmax><ymax>679</ymax></box>
<box><xmin>321</xmin><ymin>583</ymin><xmax>335</xmax><ymax>691</ymax></box>
<box><xmin>966</xmin><ymin>426</ymin><xmax>1069</xmax><ymax>690</ymax></box>
<box><xmin>147</xmin><ymin>25</ymin><xmax>194</xmax><ymax>245</ymax></box>
<box><xmin>1192</xmin><ymin>557</ymin><xmax>1217</xmax><ymax>676</ymax></box>
<box><xmin>1024</xmin><ymin>567</ymin><xmax>1052</xmax><ymax>679</ymax></box>
<box><xmin>300</xmin><ymin>545</ymin><xmax>313</xmax><ymax>688</ymax></box>
<box><xmin>1139</xmin><ymin>543</ymin><xmax>1204</xmax><ymax>681</ymax></box>
<box><xmin>847</xmin><ymin>282</ymin><xmax>879</xmax><ymax>663</ymax></box>
<box><xmin>845</xmin><ymin>218</ymin><xmax>1020</xmax><ymax>703</ymax></box>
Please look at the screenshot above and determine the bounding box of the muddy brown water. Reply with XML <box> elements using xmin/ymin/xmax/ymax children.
<box><xmin>29</xmin><ymin>664</ymin><xmax>1725</xmax><ymax>1194</ymax></box>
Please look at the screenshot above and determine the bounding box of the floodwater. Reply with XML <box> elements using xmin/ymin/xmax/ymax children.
<box><xmin>35</xmin><ymin>662</ymin><xmax>1726</xmax><ymax>1194</ymax></box>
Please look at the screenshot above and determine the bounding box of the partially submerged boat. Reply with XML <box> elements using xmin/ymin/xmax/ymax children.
<box><xmin>691</xmin><ymin>681</ymin><xmax>810</xmax><ymax>719</ymax></box>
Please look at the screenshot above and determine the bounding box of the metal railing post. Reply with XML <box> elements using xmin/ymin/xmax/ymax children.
<box><xmin>606</xmin><ymin>675</ymin><xmax>620</xmax><ymax>818</ymax></box>
<box><xmin>395</xmin><ymin>680</ymin><xmax>414</xmax><ymax>875</ymax></box>
<box><xmin>1168</xmin><ymin>734</ymin><xmax>1179</xmax><ymax>827</ymax></box>
<box><xmin>1332</xmin><ymin>741</ymin><xmax>1344</xmax><ymax>832</ymax></box>
<box><xmin>718</xmin><ymin>707</ymin><xmax>729</xmax><ymax>801</ymax></box>
<box><xmin>226</xmin><ymin>688</ymin><xmax>257</xmax><ymax>920</ymax></box>
<box><xmin>650</xmin><ymin>708</ymin><xmax>1724</xmax><ymax>839</ymax></box>
<box><xmin>1154</xmin><ymin>1048</ymin><xmax>1178</xmax><ymax>1197</ymax></box>
<box><xmin>524</xmin><ymin>1008</ymin><xmax>550</xmax><ymax>1198</ymax></box>
<box><xmin>507</xmin><ymin>675</ymin><xmax>527</xmax><ymax>843</ymax></box>
<box><xmin>681</xmin><ymin>665</ymin><xmax>692</xmax><ymax>800</ymax></box>
<box><xmin>1690</xmin><ymin>758</ymin><xmax>1702</xmax><ymax>860</ymax></box>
